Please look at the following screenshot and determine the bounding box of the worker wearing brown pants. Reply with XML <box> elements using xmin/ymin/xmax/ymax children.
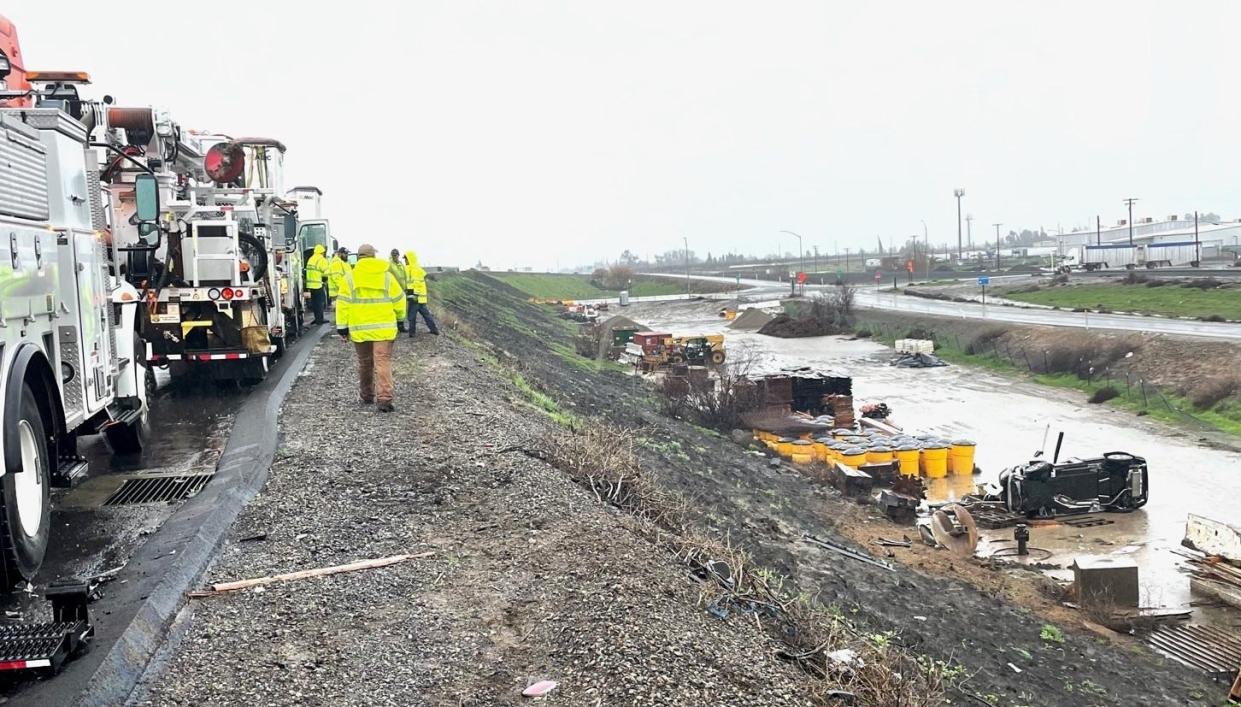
<box><xmin>354</xmin><ymin>340</ymin><xmax>395</xmax><ymax>406</ymax></box>
<box><xmin>336</xmin><ymin>244</ymin><xmax>406</xmax><ymax>412</ymax></box>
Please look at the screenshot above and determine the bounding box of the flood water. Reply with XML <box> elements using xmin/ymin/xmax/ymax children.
<box><xmin>630</xmin><ymin>300</ymin><xmax>1241</xmax><ymax>621</ymax></box>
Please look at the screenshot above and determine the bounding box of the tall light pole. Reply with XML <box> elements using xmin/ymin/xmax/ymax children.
<box><xmin>1123</xmin><ymin>197</ymin><xmax>1139</xmax><ymax>245</ymax></box>
<box><xmin>993</xmin><ymin>223</ymin><xmax>1003</xmax><ymax>270</ymax></box>
<box><xmin>779</xmin><ymin>230</ymin><xmax>804</xmax><ymax>281</ymax></box>
<box><xmin>953</xmin><ymin>189</ymin><xmax>965</xmax><ymax>260</ymax></box>
<box><xmin>683</xmin><ymin>236</ymin><xmax>690</xmax><ymax>296</ymax></box>
<box><xmin>921</xmin><ymin>219</ymin><xmax>929</xmax><ymax>281</ymax></box>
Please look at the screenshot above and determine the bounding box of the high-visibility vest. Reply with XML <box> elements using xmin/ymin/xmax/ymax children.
<box><xmin>306</xmin><ymin>252</ymin><xmax>328</xmax><ymax>290</ymax></box>
<box><xmin>327</xmin><ymin>256</ymin><xmax>351</xmax><ymax>294</ymax></box>
<box><xmin>403</xmin><ymin>250</ymin><xmax>428</xmax><ymax>300</ymax></box>
<box><xmin>335</xmin><ymin>258</ymin><xmax>407</xmax><ymax>342</ymax></box>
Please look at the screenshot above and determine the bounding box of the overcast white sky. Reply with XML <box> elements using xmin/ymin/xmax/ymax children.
<box><xmin>15</xmin><ymin>2</ymin><xmax>1241</xmax><ymax>269</ymax></box>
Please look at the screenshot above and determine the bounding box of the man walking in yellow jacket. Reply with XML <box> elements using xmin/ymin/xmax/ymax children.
<box><xmin>336</xmin><ymin>244</ymin><xmax>407</xmax><ymax>412</ymax></box>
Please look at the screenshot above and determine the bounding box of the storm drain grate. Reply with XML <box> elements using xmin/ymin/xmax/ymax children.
<box><xmin>103</xmin><ymin>474</ymin><xmax>214</xmax><ymax>506</ymax></box>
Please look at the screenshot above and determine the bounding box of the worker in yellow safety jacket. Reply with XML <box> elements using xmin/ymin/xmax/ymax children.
<box><xmin>305</xmin><ymin>244</ymin><xmax>329</xmax><ymax>324</ymax></box>
<box><xmin>326</xmin><ymin>247</ymin><xmax>351</xmax><ymax>304</ymax></box>
<box><xmin>403</xmin><ymin>250</ymin><xmax>440</xmax><ymax>337</ymax></box>
<box><xmin>336</xmin><ymin>243</ymin><xmax>407</xmax><ymax>412</ymax></box>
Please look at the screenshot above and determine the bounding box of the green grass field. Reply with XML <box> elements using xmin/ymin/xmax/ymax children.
<box><xmin>486</xmin><ymin>272</ymin><xmax>733</xmax><ymax>299</ymax></box>
<box><xmin>1003</xmin><ymin>282</ymin><xmax>1241</xmax><ymax>320</ymax></box>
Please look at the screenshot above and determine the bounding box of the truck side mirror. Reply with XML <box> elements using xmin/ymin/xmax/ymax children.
<box><xmin>134</xmin><ymin>173</ymin><xmax>160</xmax><ymax>244</ymax></box>
<box><xmin>282</xmin><ymin>214</ymin><xmax>297</xmax><ymax>248</ymax></box>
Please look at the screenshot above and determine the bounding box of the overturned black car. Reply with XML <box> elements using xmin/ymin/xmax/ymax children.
<box><xmin>997</xmin><ymin>452</ymin><xmax>1149</xmax><ymax>518</ymax></box>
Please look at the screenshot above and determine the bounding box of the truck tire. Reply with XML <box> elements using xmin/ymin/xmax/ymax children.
<box><xmin>710</xmin><ymin>350</ymin><xmax>726</xmax><ymax>365</ymax></box>
<box><xmin>0</xmin><ymin>384</ymin><xmax>52</xmax><ymax>583</ymax></box>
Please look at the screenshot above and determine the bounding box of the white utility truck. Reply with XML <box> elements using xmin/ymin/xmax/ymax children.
<box><xmin>0</xmin><ymin>81</ymin><xmax>149</xmax><ymax>582</ymax></box>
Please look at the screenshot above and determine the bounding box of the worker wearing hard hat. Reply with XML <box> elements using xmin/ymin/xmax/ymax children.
<box><xmin>326</xmin><ymin>246</ymin><xmax>351</xmax><ymax>305</ymax></box>
<box><xmin>336</xmin><ymin>243</ymin><xmax>407</xmax><ymax>412</ymax></box>
<box><xmin>305</xmin><ymin>244</ymin><xmax>329</xmax><ymax>324</ymax></box>
<box><xmin>403</xmin><ymin>250</ymin><xmax>439</xmax><ymax>337</ymax></box>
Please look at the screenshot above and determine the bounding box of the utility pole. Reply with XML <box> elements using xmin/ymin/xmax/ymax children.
<box><xmin>1123</xmin><ymin>197</ymin><xmax>1139</xmax><ymax>245</ymax></box>
<box><xmin>813</xmin><ymin>245</ymin><xmax>819</xmax><ymax>274</ymax></box>
<box><xmin>1096</xmin><ymin>215</ymin><xmax>1101</xmax><ymax>246</ymax></box>
<box><xmin>1194</xmin><ymin>211</ymin><xmax>1201</xmax><ymax>266</ymax></box>
<box><xmin>683</xmin><ymin>236</ymin><xmax>690</xmax><ymax>297</ymax></box>
<box><xmin>921</xmin><ymin>219</ymin><xmax>929</xmax><ymax>281</ymax></box>
<box><xmin>954</xmin><ymin>189</ymin><xmax>965</xmax><ymax>260</ymax></box>
<box><xmin>965</xmin><ymin>214</ymin><xmax>974</xmax><ymax>250</ymax></box>
<box><xmin>993</xmin><ymin>223</ymin><xmax>1002</xmax><ymax>270</ymax></box>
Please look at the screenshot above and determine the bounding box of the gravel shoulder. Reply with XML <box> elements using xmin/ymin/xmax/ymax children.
<box><xmin>135</xmin><ymin>332</ymin><xmax>813</xmax><ymax>706</ymax></box>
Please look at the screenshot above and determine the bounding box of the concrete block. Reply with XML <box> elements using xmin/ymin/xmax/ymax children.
<box><xmin>1073</xmin><ymin>556</ymin><xmax>1139</xmax><ymax>609</ymax></box>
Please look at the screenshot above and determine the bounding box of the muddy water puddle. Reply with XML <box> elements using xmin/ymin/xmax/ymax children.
<box><xmin>631</xmin><ymin>300</ymin><xmax>1241</xmax><ymax>623</ymax></box>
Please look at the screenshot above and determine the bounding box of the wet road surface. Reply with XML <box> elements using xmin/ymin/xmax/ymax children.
<box><xmin>630</xmin><ymin>299</ymin><xmax>1241</xmax><ymax>625</ymax></box>
<box><xmin>0</xmin><ymin>369</ymin><xmax>240</xmax><ymax>698</ymax></box>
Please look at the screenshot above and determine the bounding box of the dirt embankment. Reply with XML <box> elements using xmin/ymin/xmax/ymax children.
<box><xmin>139</xmin><ymin>334</ymin><xmax>813</xmax><ymax>705</ymax></box>
<box><xmin>435</xmin><ymin>272</ymin><xmax>1216</xmax><ymax>707</ymax></box>
<box><xmin>853</xmin><ymin>309</ymin><xmax>1241</xmax><ymax>407</ymax></box>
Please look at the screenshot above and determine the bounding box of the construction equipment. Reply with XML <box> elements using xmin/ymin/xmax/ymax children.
<box><xmin>0</xmin><ymin>21</ymin><xmax>150</xmax><ymax>582</ymax></box>
<box><xmin>621</xmin><ymin>331</ymin><xmax>672</xmax><ymax>369</ymax></box>
<box><xmin>669</xmin><ymin>335</ymin><xmax>726</xmax><ymax>366</ymax></box>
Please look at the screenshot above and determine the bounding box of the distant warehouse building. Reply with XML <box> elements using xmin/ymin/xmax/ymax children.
<box><xmin>1051</xmin><ymin>216</ymin><xmax>1241</xmax><ymax>264</ymax></box>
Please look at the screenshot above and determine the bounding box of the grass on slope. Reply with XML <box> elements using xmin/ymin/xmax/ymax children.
<box><xmin>487</xmin><ymin>272</ymin><xmax>732</xmax><ymax>300</ymax></box>
<box><xmin>857</xmin><ymin>315</ymin><xmax>1241</xmax><ymax>438</ymax></box>
<box><xmin>1003</xmin><ymin>282</ymin><xmax>1241</xmax><ymax>320</ymax></box>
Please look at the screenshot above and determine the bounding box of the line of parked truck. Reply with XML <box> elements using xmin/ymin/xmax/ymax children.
<box><xmin>0</xmin><ymin>16</ymin><xmax>338</xmax><ymax>583</ymax></box>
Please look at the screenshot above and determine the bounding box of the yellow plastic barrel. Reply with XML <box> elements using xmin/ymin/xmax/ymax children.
<box><xmin>921</xmin><ymin>443</ymin><xmax>949</xmax><ymax>478</ymax></box>
<box><xmin>776</xmin><ymin>437</ymin><xmax>796</xmax><ymax>457</ymax></box>
<box><xmin>812</xmin><ymin>438</ymin><xmax>832</xmax><ymax>463</ymax></box>
<box><xmin>840</xmin><ymin>447</ymin><xmax>867</xmax><ymax>468</ymax></box>
<box><xmin>867</xmin><ymin>446</ymin><xmax>893</xmax><ymax>465</ymax></box>
<box><xmin>895</xmin><ymin>446</ymin><xmax>921</xmax><ymax>477</ymax></box>
<box><xmin>790</xmin><ymin>440</ymin><xmax>814</xmax><ymax>464</ymax></box>
<box><xmin>754</xmin><ymin>429</ymin><xmax>771</xmax><ymax>443</ymax></box>
<box><xmin>950</xmin><ymin>439</ymin><xmax>977</xmax><ymax>475</ymax></box>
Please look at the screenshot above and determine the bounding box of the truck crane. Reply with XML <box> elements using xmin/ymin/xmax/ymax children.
<box><xmin>97</xmin><ymin>112</ymin><xmax>291</xmax><ymax>383</ymax></box>
<box><xmin>0</xmin><ymin>16</ymin><xmax>149</xmax><ymax>583</ymax></box>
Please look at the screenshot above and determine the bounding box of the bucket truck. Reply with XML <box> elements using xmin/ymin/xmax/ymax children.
<box><xmin>0</xmin><ymin>17</ymin><xmax>149</xmax><ymax>583</ymax></box>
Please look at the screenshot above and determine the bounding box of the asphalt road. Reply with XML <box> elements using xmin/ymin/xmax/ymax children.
<box><xmin>0</xmin><ymin>325</ymin><xmax>326</xmax><ymax>707</ymax></box>
<box><xmin>649</xmin><ymin>273</ymin><xmax>1241</xmax><ymax>341</ymax></box>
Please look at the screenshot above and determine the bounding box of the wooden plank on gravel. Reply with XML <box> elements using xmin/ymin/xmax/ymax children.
<box><xmin>190</xmin><ymin>552</ymin><xmax>434</xmax><ymax>596</ymax></box>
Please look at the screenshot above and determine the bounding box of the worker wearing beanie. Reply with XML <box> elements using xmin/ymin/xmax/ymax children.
<box><xmin>305</xmin><ymin>244</ymin><xmax>329</xmax><ymax>324</ymax></box>
<box><xmin>326</xmin><ymin>246</ymin><xmax>351</xmax><ymax>305</ymax></box>
<box><xmin>336</xmin><ymin>243</ymin><xmax>407</xmax><ymax>412</ymax></box>
<box><xmin>403</xmin><ymin>250</ymin><xmax>439</xmax><ymax>337</ymax></box>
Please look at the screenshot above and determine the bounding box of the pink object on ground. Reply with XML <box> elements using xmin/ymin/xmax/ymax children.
<box><xmin>522</xmin><ymin>680</ymin><xmax>558</xmax><ymax>697</ymax></box>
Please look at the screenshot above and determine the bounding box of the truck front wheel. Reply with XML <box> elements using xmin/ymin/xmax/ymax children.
<box><xmin>0</xmin><ymin>384</ymin><xmax>52</xmax><ymax>584</ymax></box>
